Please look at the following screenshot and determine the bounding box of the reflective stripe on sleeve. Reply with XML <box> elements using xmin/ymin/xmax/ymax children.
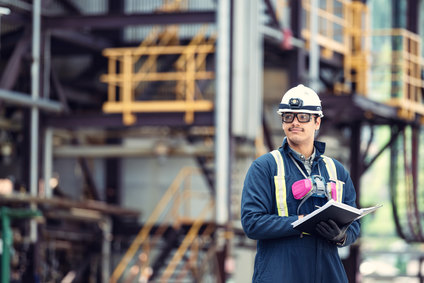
<box><xmin>271</xmin><ymin>150</ymin><xmax>288</xmax><ymax>216</ymax></box>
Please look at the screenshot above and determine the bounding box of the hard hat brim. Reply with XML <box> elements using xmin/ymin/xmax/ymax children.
<box><xmin>277</xmin><ymin>108</ymin><xmax>324</xmax><ymax>117</ymax></box>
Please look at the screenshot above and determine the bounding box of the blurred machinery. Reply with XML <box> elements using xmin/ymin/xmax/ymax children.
<box><xmin>0</xmin><ymin>0</ymin><xmax>423</xmax><ymax>282</ymax></box>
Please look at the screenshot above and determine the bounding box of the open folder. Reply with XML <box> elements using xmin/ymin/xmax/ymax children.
<box><xmin>291</xmin><ymin>199</ymin><xmax>382</xmax><ymax>234</ymax></box>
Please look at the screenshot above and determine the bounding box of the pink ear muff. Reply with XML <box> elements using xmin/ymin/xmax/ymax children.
<box><xmin>292</xmin><ymin>178</ymin><xmax>313</xmax><ymax>200</ymax></box>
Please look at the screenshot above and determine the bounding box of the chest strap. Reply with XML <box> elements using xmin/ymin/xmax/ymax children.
<box><xmin>271</xmin><ymin>150</ymin><xmax>289</xmax><ymax>217</ymax></box>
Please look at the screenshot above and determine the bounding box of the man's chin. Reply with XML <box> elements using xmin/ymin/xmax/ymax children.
<box><xmin>287</xmin><ymin>136</ymin><xmax>303</xmax><ymax>144</ymax></box>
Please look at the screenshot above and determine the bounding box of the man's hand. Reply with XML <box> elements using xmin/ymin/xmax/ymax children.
<box><xmin>316</xmin><ymin>219</ymin><xmax>347</xmax><ymax>244</ymax></box>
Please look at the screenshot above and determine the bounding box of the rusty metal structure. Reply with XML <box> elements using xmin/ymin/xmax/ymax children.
<box><xmin>0</xmin><ymin>0</ymin><xmax>423</xmax><ymax>282</ymax></box>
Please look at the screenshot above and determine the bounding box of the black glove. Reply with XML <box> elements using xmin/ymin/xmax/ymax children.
<box><xmin>316</xmin><ymin>219</ymin><xmax>348</xmax><ymax>244</ymax></box>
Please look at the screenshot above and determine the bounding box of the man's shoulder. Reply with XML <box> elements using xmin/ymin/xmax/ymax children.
<box><xmin>321</xmin><ymin>155</ymin><xmax>350</xmax><ymax>177</ymax></box>
<box><xmin>251</xmin><ymin>151</ymin><xmax>283</xmax><ymax>170</ymax></box>
<box><xmin>320</xmin><ymin>155</ymin><xmax>342</xmax><ymax>166</ymax></box>
<box><xmin>255</xmin><ymin>151</ymin><xmax>277</xmax><ymax>164</ymax></box>
<box><xmin>321</xmin><ymin>155</ymin><xmax>344</xmax><ymax>167</ymax></box>
<box><xmin>245</xmin><ymin>152</ymin><xmax>277</xmax><ymax>177</ymax></box>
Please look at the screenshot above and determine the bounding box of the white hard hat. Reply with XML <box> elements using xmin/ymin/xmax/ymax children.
<box><xmin>276</xmin><ymin>84</ymin><xmax>323</xmax><ymax>117</ymax></box>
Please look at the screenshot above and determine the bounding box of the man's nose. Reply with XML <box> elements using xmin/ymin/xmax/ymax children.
<box><xmin>292</xmin><ymin>116</ymin><xmax>301</xmax><ymax>124</ymax></box>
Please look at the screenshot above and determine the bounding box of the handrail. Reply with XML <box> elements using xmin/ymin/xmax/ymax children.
<box><xmin>109</xmin><ymin>167</ymin><xmax>197</xmax><ymax>283</ymax></box>
<box><xmin>174</xmin><ymin>222</ymin><xmax>216</xmax><ymax>281</ymax></box>
<box><xmin>302</xmin><ymin>0</ymin><xmax>351</xmax><ymax>55</ymax></box>
<box><xmin>109</xmin><ymin>166</ymin><xmax>215</xmax><ymax>283</ymax></box>
<box><xmin>370</xmin><ymin>28</ymin><xmax>424</xmax><ymax>122</ymax></box>
<box><xmin>101</xmin><ymin>31</ymin><xmax>215</xmax><ymax>125</ymax></box>
<box><xmin>101</xmin><ymin>0</ymin><xmax>214</xmax><ymax>125</ymax></box>
<box><xmin>135</xmin><ymin>26</ymin><xmax>179</xmax><ymax>76</ymax></box>
<box><xmin>302</xmin><ymin>0</ymin><xmax>371</xmax><ymax>96</ymax></box>
<box><xmin>106</xmin><ymin>27</ymin><xmax>161</xmax><ymax>104</ymax></box>
<box><xmin>159</xmin><ymin>199</ymin><xmax>215</xmax><ymax>282</ymax></box>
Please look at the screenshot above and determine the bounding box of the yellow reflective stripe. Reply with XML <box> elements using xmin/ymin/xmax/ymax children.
<box><xmin>322</xmin><ymin>155</ymin><xmax>337</xmax><ymax>181</ymax></box>
<box><xmin>271</xmin><ymin>149</ymin><xmax>284</xmax><ymax>176</ymax></box>
<box><xmin>336</xmin><ymin>180</ymin><xmax>345</xmax><ymax>202</ymax></box>
<box><xmin>271</xmin><ymin>150</ymin><xmax>288</xmax><ymax>217</ymax></box>
<box><xmin>322</xmin><ymin>155</ymin><xmax>343</xmax><ymax>202</ymax></box>
<box><xmin>274</xmin><ymin>176</ymin><xmax>287</xmax><ymax>216</ymax></box>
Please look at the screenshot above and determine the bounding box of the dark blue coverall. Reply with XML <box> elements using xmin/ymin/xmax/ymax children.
<box><xmin>241</xmin><ymin>138</ymin><xmax>360</xmax><ymax>283</ymax></box>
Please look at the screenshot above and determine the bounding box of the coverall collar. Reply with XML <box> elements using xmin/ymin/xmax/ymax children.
<box><xmin>281</xmin><ymin>137</ymin><xmax>326</xmax><ymax>160</ymax></box>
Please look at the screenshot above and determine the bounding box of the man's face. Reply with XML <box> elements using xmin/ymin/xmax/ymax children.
<box><xmin>282</xmin><ymin>112</ymin><xmax>321</xmax><ymax>146</ymax></box>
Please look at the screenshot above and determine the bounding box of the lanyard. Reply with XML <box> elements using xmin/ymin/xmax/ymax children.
<box><xmin>289</xmin><ymin>153</ymin><xmax>322</xmax><ymax>178</ymax></box>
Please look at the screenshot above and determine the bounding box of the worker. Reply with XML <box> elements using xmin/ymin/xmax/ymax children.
<box><xmin>241</xmin><ymin>84</ymin><xmax>360</xmax><ymax>282</ymax></box>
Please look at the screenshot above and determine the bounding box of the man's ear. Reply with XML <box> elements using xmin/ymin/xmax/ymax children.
<box><xmin>315</xmin><ymin>117</ymin><xmax>321</xmax><ymax>130</ymax></box>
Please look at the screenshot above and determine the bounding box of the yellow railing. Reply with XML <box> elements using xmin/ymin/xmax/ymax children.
<box><xmin>158</xmin><ymin>0</ymin><xmax>188</xmax><ymax>12</ymax></box>
<box><xmin>370</xmin><ymin>28</ymin><xmax>424</xmax><ymax>122</ymax></box>
<box><xmin>101</xmin><ymin>25</ymin><xmax>215</xmax><ymax>125</ymax></box>
<box><xmin>171</xmin><ymin>222</ymin><xmax>216</xmax><ymax>281</ymax></box>
<box><xmin>109</xmin><ymin>167</ymin><xmax>215</xmax><ymax>283</ymax></box>
<box><xmin>302</xmin><ymin>0</ymin><xmax>370</xmax><ymax>95</ymax></box>
<box><xmin>342</xmin><ymin>1</ymin><xmax>370</xmax><ymax>95</ymax></box>
<box><xmin>301</xmin><ymin>1</ymin><xmax>424</xmax><ymax>123</ymax></box>
<box><xmin>302</xmin><ymin>0</ymin><xmax>350</xmax><ymax>56</ymax></box>
<box><xmin>159</xmin><ymin>200</ymin><xmax>214</xmax><ymax>282</ymax></box>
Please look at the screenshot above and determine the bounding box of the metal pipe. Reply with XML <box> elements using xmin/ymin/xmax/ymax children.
<box><xmin>0</xmin><ymin>89</ymin><xmax>63</xmax><ymax>112</ymax></box>
<box><xmin>30</xmin><ymin>0</ymin><xmax>41</xmax><ymax>242</ymax></box>
<box><xmin>43</xmin><ymin>31</ymin><xmax>51</xmax><ymax>99</ymax></box>
<box><xmin>231</xmin><ymin>0</ymin><xmax>247</xmax><ymax>137</ymax></box>
<box><xmin>0</xmin><ymin>0</ymin><xmax>32</xmax><ymax>11</ymax></box>
<box><xmin>101</xmin><ymin>217</ymin><xmax>112</xmax><ymax>283</ymax></box>
<box><xmin>0</xmin><ymin>194</ymin><xmax>139</xmax><ymax>216</ymax></box>
<box><xmin>53</xmin><ymin>144</ymin><xmax>255</xmax><ymax>158</ymax></box>
<box><xmin>43</xmin><ymin>127</ymin><xmax>53</xmax><ymax>198</ymax></box>
<box><xmin>215</xmin><ymin>0</ymin><xmax>231</xmax><ymax>225</ymax></box>
<box><xmin>309</xmin><ymin>0</ymin><xmax>319</xmax><ymax>90</ymax></box>
<box><xmin>0</xmin><ymin>7</ymin><xmax>11</xmax><ymax>15</ymax></box>
<box><xmin>0</xmin><ymin>208</ymin><xmax>41</xmax><ymax>283</ymax></box>
<box><xmin>247</xmin><ymin>0</ymin><xmax>263</xmax><ymax>140</ymax></box>
<box><xmin>1</xmin><ymin>208</ymin><xmax>11</xmax><ymax>283</ymax></box>
<box><xmin>260</xmin><ymin>25</ymin><xmax>304</xmax><ymax>48</ymax></box>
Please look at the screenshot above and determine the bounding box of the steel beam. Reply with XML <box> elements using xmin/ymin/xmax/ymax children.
<box><xmin>0</xmin><ymin>194</ymin><xmax>140</xmax><ymax>216</ymax></box>
<box><xmin>345</xmin><ymin>122</ymin><xmax>362</xmax><ymax>283</ymax></box>
<box><xmin>0</xmin><ymin>89</ymin><xmax>63</xmax><ymax>112</ymax></box>
<box><xmin>50</xmin><ymin>68</ymin><xmax>70</xmax><ymax>112</ymax></box>
<box><xmin>43</xmin><ymin>11</ymin><xmax>215</xmax><ymax>30</ymax></box>
<box><xmin>263</xmin><ymin>0</ymin><xmax>280</xmax><ymax>28</ymax></box>
<box><xmin>215</xmin><ymin>0</ymin><xmax>231</xmax><ymax>226</ymax></box>
<box><xmin>0</xmin><ymin>28</ymin><xmax>31</xmax><ymax>90</ymax></box>
<box><xmin>50</xmin><ymin>30</ymin><xmax>112</xmax><ymax>51</ymax></box>
<box><xmin>407</xmin><ymin>0</ymin><xmax>419</xmax><ymax>33</ymax></box>
<box><xmin>309</xmin><ymin>0</ymin><xmax>319</xmax><ymax>90</ymax></box>
<box><xmin>29</xmin><ymin>0</ymin><xmax>41</xmax><ymax>245</ymax></box>
<box><xmin>2</xmin><ymin>12</ymin><xmax>29</xmax><ymax>25</ymax></box>
<box><xmin>53</xmin><ymin>143</ymin><xmax>254</xmax><ymax>158</ymax></box>
<box><xmin>289</xmin><ymin>0</ymin><xmax>306</xmax><ymax>86</ymax></box>
<box><xmin>261</xmin><ymin>25</ymin><xmax>304</xmax><ymax>48</ymax></box>
<box><xmin>44</xmin><ymin>112</ymin><xmax>214</xmax><ymax>128</ymax></box>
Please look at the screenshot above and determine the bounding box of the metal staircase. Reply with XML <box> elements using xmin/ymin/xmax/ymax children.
<box><xmin>110</xmin><ymin>167</ymin><xmax>216</xmax><ymax>283</ymax></box>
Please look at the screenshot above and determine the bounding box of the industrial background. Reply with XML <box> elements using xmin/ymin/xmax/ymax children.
<box><xmin>0</xmin><ymin>0</ymin><xmax>423</xmax><ymax>282</ymax></box>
